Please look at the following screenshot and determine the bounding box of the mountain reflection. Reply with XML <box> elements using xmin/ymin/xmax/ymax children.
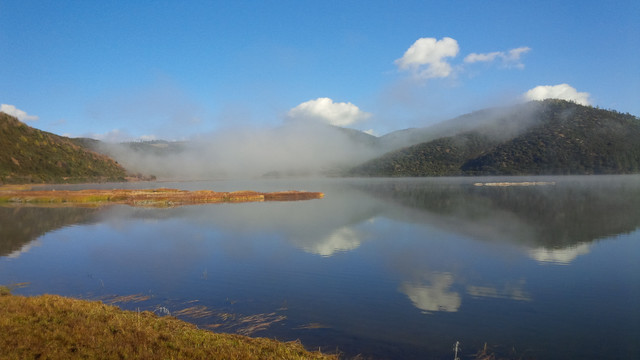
<box><xmin>3</xmin><ymin>177</ymin><xmax>639</xmax><ymax>262</ymax></box>
<box><xmin>350</xmin><ymin>176</ymin><xmax>640</xmax><ymax>251</ymax></box>
<box><xmin>0</xmin><ymin>206</ymin><xmax>99</xmax><ymax>257</ymax></box>
<box><xmin>5</xmin><ymin>176</ymin><xmax>640</xmax><ymax>264</ymax></box>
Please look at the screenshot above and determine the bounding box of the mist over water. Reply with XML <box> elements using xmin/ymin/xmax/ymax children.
<box><xmin>92</xmin><ymin>100</ymin><xmax>577</xmax><ymax>180</ymax></box>
<box><xmin>97</xmin><ymin>120</ymin><xmax>381</xmax><ymax>179</ymax></box>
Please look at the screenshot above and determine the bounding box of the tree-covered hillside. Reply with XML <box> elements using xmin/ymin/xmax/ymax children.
<box><xmin>350</xmin><ymin>100</ymin><xmax>640</xmax><ymax>176</ymax></box>
<box><xmin>350</xmin><ymin>132</ymin><xmax>500</xmax><ymax>176</ymax></box>
<box><xmin>0</xmin><ymin>112</ymin><xmax>128</xmax><ymax>184</ymax></box>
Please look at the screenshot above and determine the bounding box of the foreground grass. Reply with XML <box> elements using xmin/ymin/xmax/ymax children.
<box><xmin>0</xmin><ymin>289</ymin><xmax>337</xmax><ymax>360</ymax></box>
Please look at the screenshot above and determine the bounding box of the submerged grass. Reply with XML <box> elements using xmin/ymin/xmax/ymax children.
<box><xmin>0</xmin><ymin>291</ymin><xmax>337</xmax><ymax>360</ymax></box>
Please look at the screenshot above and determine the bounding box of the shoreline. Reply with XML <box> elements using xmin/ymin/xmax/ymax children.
<box><xmin>0</xmin><ymin>287</ymin><xmax>337</xmax><ymax>360</ymax></box>
<box><xmin>0</xmin><ymin>187</ymin><xmax>324</xmax><ymax>207</ymax></box>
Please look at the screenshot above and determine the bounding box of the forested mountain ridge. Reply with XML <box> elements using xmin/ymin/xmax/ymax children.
<box><xmin>3</xmin><ymin>99</ymin><xmax>639</xmax><ymax>183</ymax></box>
<box><xmin>349</xmin><ymin>100</ymin><xmax>640</xmax><ymax>176</ymax></box>
<box><xmin>0</xmin><ymin>112</ymin><xmax>128</xmax><ymax>184</ymax></box>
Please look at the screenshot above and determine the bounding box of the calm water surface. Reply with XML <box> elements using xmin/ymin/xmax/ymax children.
<box><xmin>1</xmin><ymin>176</ymin><xmax>639</xmax><ymax>359</ymax></box>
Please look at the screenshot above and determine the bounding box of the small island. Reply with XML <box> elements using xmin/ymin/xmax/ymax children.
<box><xmin>0</xmin><ymin>187</ymin><xmax>324</xmax><ymax>207</ymax></box>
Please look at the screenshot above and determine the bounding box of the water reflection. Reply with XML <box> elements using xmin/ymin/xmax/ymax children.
<box><xmin>466</xmin><ymin>279</ymin><xmax>531</xmax><ymax>301</ymax></box>
<box><xmin>2</xmin><ymin>176</ymin><xmax>639</xmax><ymax>359</ymax></box>
<box><xmin>0</xmin><ymin>206</ymin><xmax>99</xmax><ymax>257</ymax></box>
<box><xmin>302</xmin><ymin>226</ymin><xmax>363</xmax><ymax>257</ymax></box>
<box><xmin>527</xmin><ymin>243</ymin><xmax>591</xmax><ymax>265</ymax></box>
<box><xmin>349</xmin><ymin>176</ymin><xmax>640</xmax><ymax>253</ymax></box>
<box><xmin>399</xmin><ymin>273</ymin><xmax>461</xmax><ymax>313</ymax></box>
<box><xmin>7</xmin><ymin>176</ymin><xmax>640</xmax><ymax>261</ymax></box>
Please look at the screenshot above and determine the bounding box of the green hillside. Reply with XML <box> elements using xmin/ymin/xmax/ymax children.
<box><xmin>0</xmin><ymin>112</ymin><xmax>128</xmax><ymax>184</ymax></box>
<box><xmin>350</xmin><ymin>100</ymin><xmax>640</xmax><ymax>176</ymax></box>
<box><xmin>351</xmin><ymin>132</ymin><xmax>500</xmax><ymax>176</ymax></box>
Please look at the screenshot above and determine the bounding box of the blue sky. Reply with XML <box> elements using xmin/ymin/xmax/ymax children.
<box><xmin>1</xmin><ymin>0</ymin><xmax>638</xmax><ymax>141</ymax></box>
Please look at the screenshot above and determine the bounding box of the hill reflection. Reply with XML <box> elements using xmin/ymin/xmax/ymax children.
<box><xmin>350</xmin><ymin>176</ymin><xmax>640</xmax><ymax>250</ymax></box>
<box><xmin>0</xmin><ymin>206</ymin><xmax>99</xmax><ymax>257</ymax></box>
<box><xmin>3</xmin><ymin>176</ymin><xmax>639</xmax><ymax>262</ymax></box>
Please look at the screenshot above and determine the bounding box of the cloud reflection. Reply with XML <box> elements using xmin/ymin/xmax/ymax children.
<box><xmin>528</xmin><ymin>244</ymin><xmax>591</xmax><ymax>265</ymax></box>
<box><xmin>300</xmin><ymin>226</ymin><xmax>362</xmax><ymax>257</ymax></box>
<box><xmin>399</xmin><ymin>273</ymin><xmax>461</xmax><ymax>313</ymax></box>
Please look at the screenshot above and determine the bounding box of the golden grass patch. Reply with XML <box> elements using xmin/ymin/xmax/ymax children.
<box><xmin>0</xmin><ymin>293</ymin><xmax>337</xmax><ymax>360</ymax></box>
<box><xmin>0</xmin><ymin>188</ymin><xmax>324</xmax><ymax>207</ymax></box>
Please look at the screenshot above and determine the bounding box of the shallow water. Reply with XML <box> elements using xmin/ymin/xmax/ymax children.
<box><xmin>1</xmin><ymin>176</ymin><xmax>639</xmax><ymax>359</ymax></box>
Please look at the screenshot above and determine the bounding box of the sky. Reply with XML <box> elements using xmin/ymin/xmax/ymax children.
<box><xmin>1</xmin><ymin>0</ymin><xmax>639</xmax><ymax>141</ymax></box>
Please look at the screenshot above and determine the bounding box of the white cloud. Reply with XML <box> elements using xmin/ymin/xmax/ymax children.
<box><xmin>504</xmin><ymin>47</ymin><xmax>531</xmax><ymax>62</ymax></box>
<box><xmin>523</xmin><ymin>83</ymin><xmax>591</xmax><ymax>105</ymax></box>
<box><xmin>0</xmin><ymin>104</ymin><xmax>39</xmax><ymax>122</ymax></box>
<box><xmin>395</xmin><ymin>37</ymin><xmax>460</xmax><ymax>79</ymax></box>
<box><xmin>464</xmin><ymin>51</ymin><xmax>502</xmax><ymax>63</ymax></box>
<box><xmin>464</xmin><ymin>46</ymin><xmax>531</xmax><ymax>68</ymax></box>
<box><xmin>287</xmin><ymin>97</ymin><xmax>371</xmax><ymax>127</ymax></box>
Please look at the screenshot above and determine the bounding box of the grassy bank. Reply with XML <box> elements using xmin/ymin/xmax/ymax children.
<box><xmin>0</xmin><ymin>288</ymin><xmax>337</xmax><ymax>360</ymax></box>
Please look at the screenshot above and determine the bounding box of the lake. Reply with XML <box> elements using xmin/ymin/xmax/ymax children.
<box><xmin>1</xmin><ymin>176</ymin><xmax>639</xmax><ymax>359</ymax></box>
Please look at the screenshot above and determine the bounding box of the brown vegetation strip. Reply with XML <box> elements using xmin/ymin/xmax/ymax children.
<box><xmin>166</xmin><ymin>301</ymin><xmax>288</xmax><ymax>336</ymax></box>
<box><xmin>101</xmin><ymin>294</ymin><xmax>153</xmax><ymax>304</ymax></box>
<box><xmin>173</xmin><ymin>305</ymin><xmax>217</xmax><ymax>319</ymax></box>
<box><xmin>0</xmin><ymin>188</ymin><xmax>324</xmax><ymax>207</ymax></box>
<box><xmin>295</xmin><ymin>323</ymin><xmax>331</xmax><ymax>330</ymax></box>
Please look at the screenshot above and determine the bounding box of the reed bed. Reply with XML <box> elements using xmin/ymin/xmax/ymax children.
<box><xmin>0</xmin><ymin>188</ymin><xmax>324</xmax><ymax>207</ymax></box>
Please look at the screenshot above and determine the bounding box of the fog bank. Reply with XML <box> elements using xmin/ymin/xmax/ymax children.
<box><xmin>97</xmin><ymin>121</ymin><xmax>380</xmax><ymax>180</ymax></box>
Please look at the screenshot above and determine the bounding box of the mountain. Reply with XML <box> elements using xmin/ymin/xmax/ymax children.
<box><xmin>0</xmin><ymin>112</ymin><xmax>128</xmax><ymax>184</ymax></box>
<box><xmin>377</xmin><ymin>101</ymin><xmax>547</xmax><ymax>152</ymax></box>
<box><xmin>334</xmin><ymin>125</ymin><xmax>379</xmax><ymax>147</ymax></box>
<box><xmin>73</xmin><ymin>138</ymin><xmax>188</xmax><ymax>157</ymax></box>
<box><xmin>349</xmin><ymin>100</ymin><xmax>640</xmax><ymax>176</ymax></box>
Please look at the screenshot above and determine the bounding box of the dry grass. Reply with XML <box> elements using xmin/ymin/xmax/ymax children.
<box><xmin>0</xmin><ymin>188</ymin><xmax>324</xmax><ymax>207</ymax></box>
<box><xmin>0</xmin><ymin>184</ymin><xmax>32</xmax><ymax>191</ymax></box>
<box><xmin>158</xmin><ymin>301</ymin><xmax>288</xmax><ymax>337</ymax></box>
<box><xmin>295</xmin><ymin>323</ymin><xmax>331</xmax><ymax>330</ymax></box>
<box><xmin>174</xmin><ymin>305</ymin><xmax>217</xmax><ymax>319</ymax></box>
<box><xmin>100</xmin><ymin>293</ymin><xmax>152</xmax><ymax>304</ymax></box>
<box><xmin>0</xmin><ymin>292</ymin><xmax>338</xmax><ymax>360</ymax></box>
